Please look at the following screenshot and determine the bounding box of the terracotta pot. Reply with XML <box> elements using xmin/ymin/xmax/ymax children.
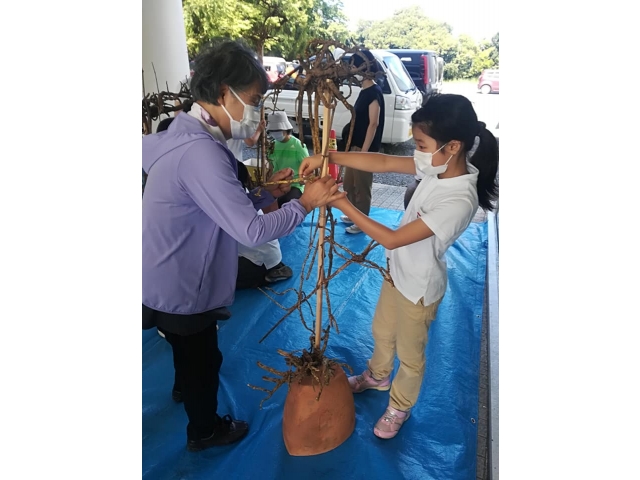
<box><xmin>282</xmin><ymin>363</ymin><xmax>355</xmax><ymax>456</ymax></box>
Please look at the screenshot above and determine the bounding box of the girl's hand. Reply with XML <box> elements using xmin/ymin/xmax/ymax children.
<box><xmin>329</xmin><ymin>194</ymin><xmax>350</xmax><ymax>210</ymax></box>
<box><xmin>298</xmin><ymin>154</ymin><xmax>324</xmax><ymax>177</ymax></box>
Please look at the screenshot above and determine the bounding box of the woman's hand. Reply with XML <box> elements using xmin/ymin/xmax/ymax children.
<box><xmin>298</xmin><ymin>154</ymin><xmax>324</xmax><ymax>177</ymax></box>
<box><xmin>265</xmin><ymin>168</ymin><xmax>293</xmax><ymax>197</ymax></box>
<box><xmin>299</xmin><ymin>175</ymin><xmax>346</xmax><ymax>212</ymax></box>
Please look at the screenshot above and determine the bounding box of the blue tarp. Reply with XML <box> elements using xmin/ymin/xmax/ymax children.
<box><xmin>143</xmin><ymin>207</ymin><xmax>488</xmax><ymax>480</ymax></box>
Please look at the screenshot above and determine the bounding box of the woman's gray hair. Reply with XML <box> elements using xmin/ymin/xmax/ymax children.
<box><xmin>190</xmin><ymin>40</ymin><xmax>268</xmax><ymax>105</ymax></box>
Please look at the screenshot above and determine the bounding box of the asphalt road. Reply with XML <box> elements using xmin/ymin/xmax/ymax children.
<box><xmin>242</xmin><ymin>82</ymin><xmax>499</xmax><ymax>187</ymax></box>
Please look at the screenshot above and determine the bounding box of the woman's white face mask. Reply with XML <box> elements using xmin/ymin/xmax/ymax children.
<box><xmin>221</xmin><ymin>87</ymin><xmax>261</xmax><ymax>139</ymax></box>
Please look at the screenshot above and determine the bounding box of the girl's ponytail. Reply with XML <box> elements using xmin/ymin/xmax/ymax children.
<box><xmin>469</xmin><ymin>121</ymin><xmax>499</xmax><ymax>211</ymax></box>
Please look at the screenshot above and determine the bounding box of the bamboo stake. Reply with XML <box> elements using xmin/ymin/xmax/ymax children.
<box><xmin>260</xmin><ymin>104</ymin><xmax>267</xmax><ymax>184</ymax></box>
<box><xmin>314</xmin><ymin>81</ymin><xmax>335</xmax><ymax>350</ymax></box>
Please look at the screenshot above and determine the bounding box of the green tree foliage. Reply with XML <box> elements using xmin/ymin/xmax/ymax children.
<box><xmin>181</xmin><ymin>1</ymin><xmax>498</xmax><ymax>79</ymax></box>
<box><xmin>490</xmin><ymin>32</ymin><xmax>499</xmax><ymax>66</ymax></box>
<box><xmin>182</xmin><ymin>0</ymin><xmax>251</xmax><ymax>58</ymax></box>
<box><xmin>271</xmin><ymin>0</ymin><xmax>350</xmax><ymax>59</ymax></box>
<box><xmin>356</xmin><ymin>7</ymin><xmax>498</xmax><ymax>80</ymax></box>
<box><xmin>242</xmin><ymin>0</ymin><xmax>314</xmax><ymax>61</ymax></box>
<box><xmin>355</xmin><ymin>6</ymin><xmax>454</xmax><ymax>53</ymax></box>
<box><xmin>182</xmin><ymin>0</ymin><xmax>348</xmax><ymax>61</ymax></box>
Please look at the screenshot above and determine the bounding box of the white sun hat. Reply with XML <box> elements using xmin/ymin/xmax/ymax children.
<box><xmin>267</xmin><ymin>111</ymin><xmax>293</xmax><ymax>131</ymax></box>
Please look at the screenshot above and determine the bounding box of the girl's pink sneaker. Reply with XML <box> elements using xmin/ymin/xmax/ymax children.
<box><xmin>373</xmin><ymin>406</ymin><xmax>410</xmax><ymax>439</ymax></box>
<box><xmin>347</xmin><ymin>369</ymin><xmax>391</xmax><ymax>393</ymax></box>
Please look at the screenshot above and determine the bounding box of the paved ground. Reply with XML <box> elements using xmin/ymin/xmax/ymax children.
<box><xmin>370</xmin><ymin>183</ymin><xmax>406</xmax><ymax>210</ymax></box>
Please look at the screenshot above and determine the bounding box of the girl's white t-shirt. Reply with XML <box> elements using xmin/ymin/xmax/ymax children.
<box><xmin>387</xmin><ymin>163</ymin><xmax>480</xmax><ymax>305</ymax></box>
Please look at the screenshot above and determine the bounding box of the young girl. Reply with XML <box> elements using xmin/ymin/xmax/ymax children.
<box><xmin>299</xmin><ymin>93</ymin><xmax>499</xmax><ymax>439</ymax></box>
<box><xmin>267</xmin><ymin>111</ymin><xmax>309</xmax><ymax>207</ymax></box>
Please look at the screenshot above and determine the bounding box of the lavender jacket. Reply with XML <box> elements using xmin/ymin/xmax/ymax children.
<box><xmin>142</xmin><ymin>113</ymin><xmax>307</xmax><ymax>315</ymax></box>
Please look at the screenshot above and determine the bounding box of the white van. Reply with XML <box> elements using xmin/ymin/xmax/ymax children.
<box><xmin>267</xmin><ymin>50</ymin><xmax>422</xmax><ymax>145</ymax></box>
<box><xmin>263</xmin><ymin>56</ymin><xmax>287</xmax><ymax>80</ymax></box>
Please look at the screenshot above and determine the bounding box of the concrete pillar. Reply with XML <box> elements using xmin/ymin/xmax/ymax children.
<box><xmin>142</xmin><ymin>0</ymin><xmax>190</xmax><ymax>100</ymax></box>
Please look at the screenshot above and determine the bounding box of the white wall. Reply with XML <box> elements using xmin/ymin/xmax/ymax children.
<box><xmin>142</xmin><ymin>0</ymin><xmax>190</xmax><ymax>100</ymax></box>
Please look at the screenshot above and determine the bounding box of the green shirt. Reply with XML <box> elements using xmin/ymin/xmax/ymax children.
<box><xmin>270</xmin><ymin>136</ymin><xmax>309</xmax><ymax>191</ymax></box>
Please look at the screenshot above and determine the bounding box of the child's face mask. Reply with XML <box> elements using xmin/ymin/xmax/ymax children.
<box><xmin>413</xmin><ymin>143</ymin><xmax>452</xmax><ymax>177</ymax></box>
<box><xmin>271</xmin><ymin>131</ymin><xmax>285</xmax><ymax>142</ymax></box>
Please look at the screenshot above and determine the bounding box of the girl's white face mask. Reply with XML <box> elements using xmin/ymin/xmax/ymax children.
<box><xmin>221</xmin><ymin>87</ymin><xmax>261</xmax><ymax>139</ymax></box>
<box><xmin>413</xmin><ymin>143</ymin><xmax>452</xmax><ymax>178</ymax></box>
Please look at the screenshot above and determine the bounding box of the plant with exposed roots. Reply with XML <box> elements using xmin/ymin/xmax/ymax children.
<box><xmin>248</xmin><ymin>40</ymin><xmax>392</xmax><ymax>405</ymax></box>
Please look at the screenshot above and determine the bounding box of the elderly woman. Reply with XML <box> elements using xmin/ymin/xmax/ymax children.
<box><xmin>142</xmin><ymin>40</ymin><xmax>343</xmax><ymax>452</ymax></box>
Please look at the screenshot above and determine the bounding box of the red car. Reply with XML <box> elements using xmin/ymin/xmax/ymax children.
<box><xmin>478</xmin><ymin>69</ymin><xmax>499</xmax><ymax>94</ymax></box>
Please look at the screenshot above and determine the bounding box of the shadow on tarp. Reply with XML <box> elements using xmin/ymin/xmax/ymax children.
<box><xmin>143</xmin><ymin>207</ymin><xmax>488</xmax><ymax>480</ymax></box>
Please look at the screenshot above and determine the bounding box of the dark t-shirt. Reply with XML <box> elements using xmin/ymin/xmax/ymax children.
<box><xmin>345</xmin><ymin>84</ymin><xmax>385</xmax><ymax>152</ymax></box>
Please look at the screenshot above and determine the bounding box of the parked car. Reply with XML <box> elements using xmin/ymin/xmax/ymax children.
<box><xmin>387</xmin><ymin>49</ymin><xmax>444</xmax><ymax>100</ymax></box>
<box><xmin>478</xmin><ymin>69</ymin><xmax>499</xmax><ymax>94</ymax></box>
<box><xmin>268</xmin><ymin>50</ymin><xmax>422</xmax><ymax>145</ymax></box>
<box><xmin>263</xmin><ymin>56</ymin><xmax>287</xmax><ymax>83</ymax></box>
